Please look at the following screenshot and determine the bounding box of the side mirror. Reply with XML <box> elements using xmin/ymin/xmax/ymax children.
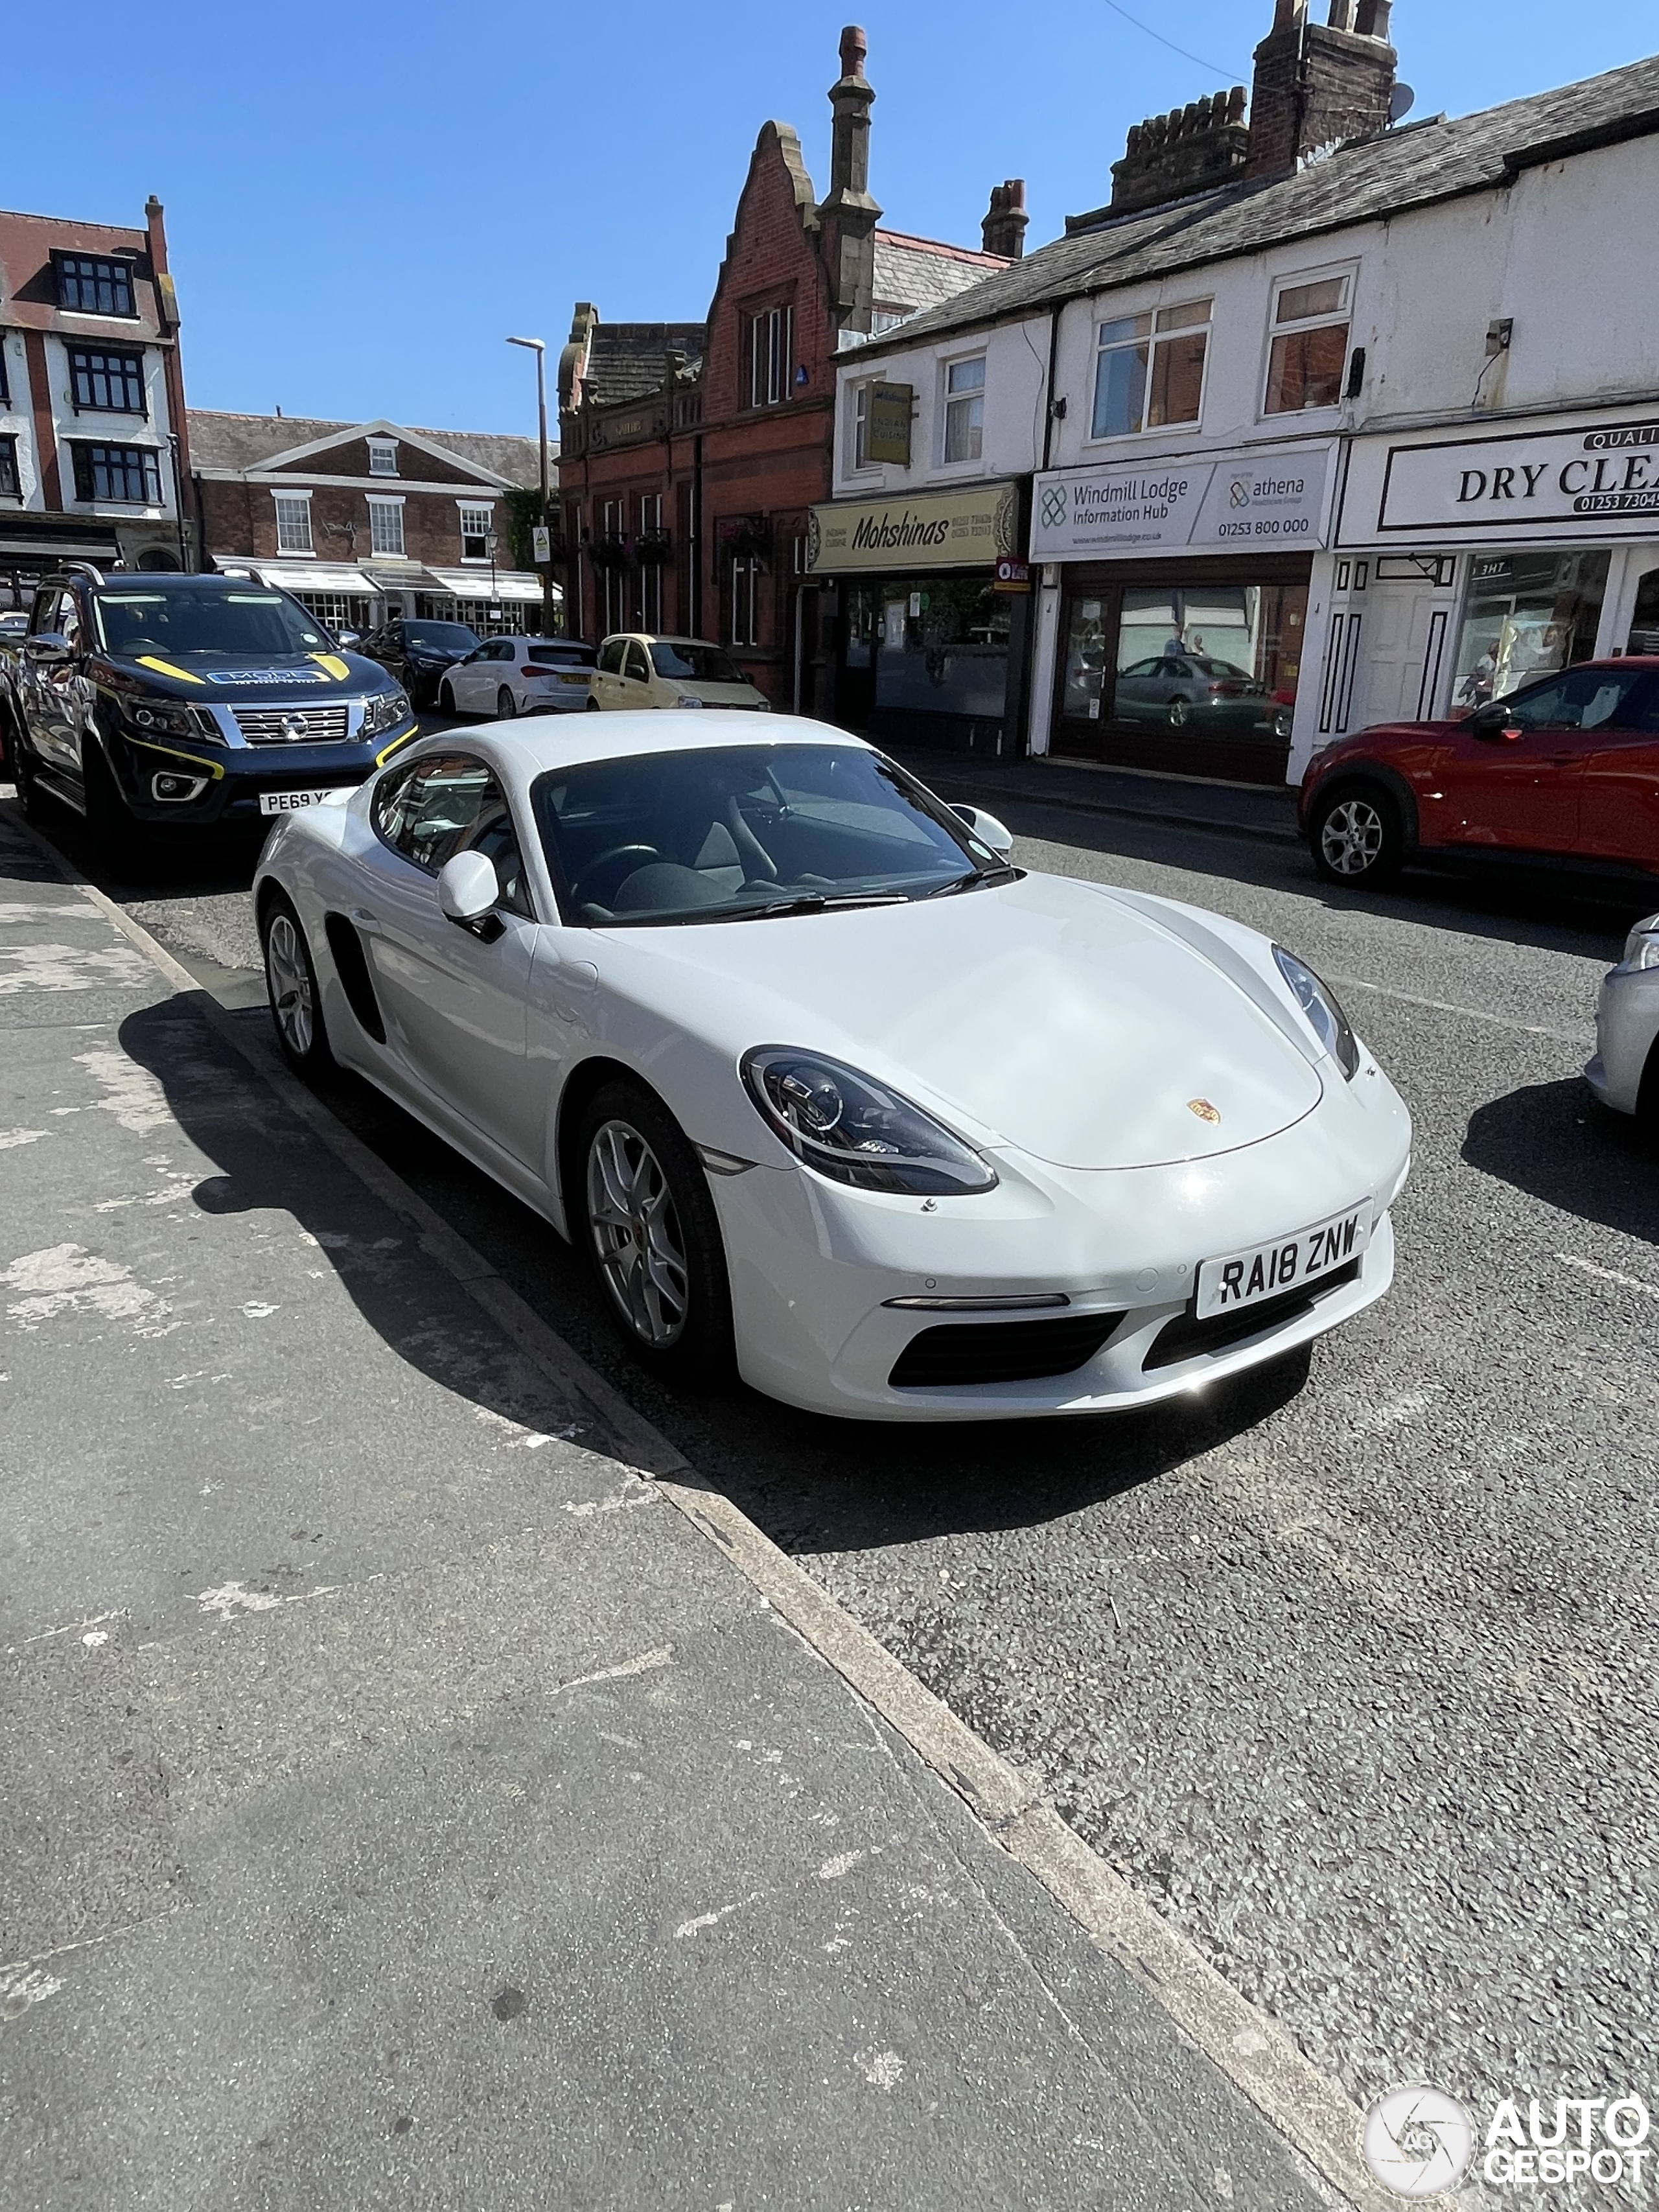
<box><xmin>25</xmin><ymin>631</ymin><xmax>71</xmax><ymax>662</ymax></box>
<box><xmin>437</xmin><ymin>851</ymin><xmax>502</xmax><ymax>935</ymax></box>
<box><xmin>1469</xmin><ymin>705</ymin><xmax>1524</xmax><ymax>743</ymax></box>
<box><xmin>336</xmin><ymin>629</ymin><xmax>361</xmax><ymax>647</ymax></box>
<box><xmin>952</xmin><ymin>803</ymin><xmax>1015</xmax><ymax>861</ymax></box>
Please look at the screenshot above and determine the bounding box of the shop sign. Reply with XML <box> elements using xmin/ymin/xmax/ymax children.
<box><xmin>866</xmin><ymin>383</ymin><xmax>915</xmax><ymax>467</ymax></box>
<box><xmin>1365</xmin><ymin>417</ymin><xmax>1659</xmax><ymax>543</ymax></box>
<box><xmin>1031</xmin><ymin>443</ymin><xmax>1335</xmax><ymax>561</ymax></box>
<box><xmin>807</xmin><ymin>482</ymin><xmax>1018</xmax><ymax>573</ymax></box>
<box><xmin>994</xmin><ymin>556</ymin><xmax>1030</xmax><ymax>593</ymax></box>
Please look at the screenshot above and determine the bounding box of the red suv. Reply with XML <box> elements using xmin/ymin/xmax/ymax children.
<box><xmin>1301</xmin><ymin>657</ymin><xmax>1659</xmax><ymax>890</ymax></box>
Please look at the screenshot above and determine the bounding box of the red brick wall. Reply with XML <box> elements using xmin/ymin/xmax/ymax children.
<box><xmin>196</xmin><ymin>476</ymin><xmax>504</xmax><ymax>568</ymax></box>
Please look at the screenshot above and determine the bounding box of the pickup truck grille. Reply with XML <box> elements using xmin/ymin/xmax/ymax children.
<box><xmin>233</xmin><ymin>704</ymin><xmax>353</xmax><ymax>745</ymax></box>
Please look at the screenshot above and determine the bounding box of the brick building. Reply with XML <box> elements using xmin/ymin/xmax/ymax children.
<box><xmin>189</xmin><ymin>410</ymin><xmax>553</xmax><ymax>636</ymax></box>
<box><xmin>556</xmin><ymin>26</ymin><xmax>1017</xmax><ymax>712</ymax></box>
<box><xmin>1</xmin><ymin>196</ymin><xmax>191</xmax><ymax>608</ymax></box>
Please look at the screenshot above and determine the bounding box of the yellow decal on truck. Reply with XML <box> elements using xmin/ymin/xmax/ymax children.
<box><xmin>309</xmin><ymin>653</ymin><xmax>352</xmax><ymax>681</ymax></box>
<box><xmin>135</xmin><ymin>656</ymin><xmax>206</xmax><ymax>684</ymax></box>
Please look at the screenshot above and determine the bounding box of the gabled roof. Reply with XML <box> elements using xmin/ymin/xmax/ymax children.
<box><xmin>872</xmin><ymin>229</ymin><xmax>1010</xmax><ymax>318</ymax></box>
<box><xmin>185</xmin><ymin>410</ymin><xmax>545</xmax><ymax>487</ymax></box>
<box><xmin>574</xmin><ymin>324</ymin><xmax>706</xmax><ymax>412</ymax></box>
<box><xmin>850</xmin><ymin>51</ymin><xmax>1659</xmax><ymax>355</ymax></box>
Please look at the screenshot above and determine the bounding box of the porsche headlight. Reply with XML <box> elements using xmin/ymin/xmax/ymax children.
<box><xmin>360</xmin><ymin>688</ymin><xmax>411</xmax><ymax>738</ymax></box>
<box><xmin>741</xmin><ymin>1047</ymin><xmax>998</xmax><ymax>1195</ymax></box>
<box><xmin>1620</xmin><ymin>914</ymin><xmax>1659</xmax><ymax>971</ymax></box>
<box><xmin>1273</xmin><ymin>946</ymin><xmax>1361</xmax><ymax>1080</ymax></box>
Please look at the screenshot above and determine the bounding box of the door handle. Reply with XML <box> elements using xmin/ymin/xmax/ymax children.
<box><xmin>351</xmin><ymin>907</ymin><xmax>379</xmax><ymax>927</ymax></box>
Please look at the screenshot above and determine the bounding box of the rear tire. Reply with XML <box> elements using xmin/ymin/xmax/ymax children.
<box><xmin>585</xmin><ymin>697</ymin><xmax>603</xmax><ymax>712</ymax></box>
<box><xmin>1168</xmin><ymin>697</ymin><xmax>1192</xmax><ymax>729</ymax></box>
<box><xmin>1637</xmin><ymin>1039</ymin><xmax>1659</xmax><ymax>1135</ymax></box>
<box><xmin>261</xmin><ymin>891</ymin><xmax>338</xmax><ymax>1081</ymax></box>
<box><xmin>1309</xmin><ymin>782</ymin><xmax>1404</xmax><ymax>889</ymax></box>
<box><xmin>575</xmin><ymin>1079</ymin><xmax>734</xmax><ymax>1390</ymax></box>
<box><xmin>496</xmin><ymin>686</ymin><xmax>516</xmax><ymax>720</ymax></box>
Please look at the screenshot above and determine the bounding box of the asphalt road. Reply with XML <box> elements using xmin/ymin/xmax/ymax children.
<box><xmin>12</xmin><ymin>760</ymin><xmax>1658</xmax><ymax>2150</ymax></box>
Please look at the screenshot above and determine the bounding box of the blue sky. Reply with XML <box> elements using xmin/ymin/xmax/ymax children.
<box><xmin>3</xmin><ymin>1</ymin><xmax>1653</xmax><ymax>439</ymax></box>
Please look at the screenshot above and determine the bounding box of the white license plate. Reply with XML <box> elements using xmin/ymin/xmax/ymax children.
<box><xmin>259</xmin><ymin>788</ymin><xmax>334</xmax><ymax>817</ymax></box>
<box><xmin>1196</xmin><ymin>1204</ymin><xmax>1371</xmax><ymax>1321</ymax></box>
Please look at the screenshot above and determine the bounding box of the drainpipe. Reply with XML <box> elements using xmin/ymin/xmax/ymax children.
<box><xmin>690</xmin><ymin>431</ymin><xmax>704</xmax><ymax>636</ymax></box>
<box><xmin>1040</xmin><ymin>303</ymin><xmax>1062</xmax><ymax>472</ymax></box>
<box><xmin>793</xmin><ymin>579</ymin><xmax>806</xmax><ymax>715</ymax></box>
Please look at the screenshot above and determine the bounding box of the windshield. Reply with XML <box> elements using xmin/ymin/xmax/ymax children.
<box><xmin>533</xmin><ymin>743</ymin><xmax>1003</xmax><ymax>926</ymax></box>
<box><xmin>404</xmin><ymin>622</ymin><xmax>478</xmax><ymax>652</ymax></box>
<box><xmin>93</xmin><ymin>587</ymin><xmax>328</xmax><ymax>661</ymax></box>
<box><xmin>648</xmin><ymin>640</ymin><xmax>744</xmax><ymax>683</ymax></box>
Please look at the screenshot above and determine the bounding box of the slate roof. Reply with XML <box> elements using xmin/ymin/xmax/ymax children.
<box><xmin>185</xmin><ymin>410</ymin><xmax>546</xmax><ymax>487</ymax></box>
<box><xmin>848</xmin><ymin>52</ymin><xmax>1659</xmax><ymax>355</ymax></box>
<box><xmin>872</xmin><ymin>229</ymin><xmax>1010</xmax><ymax>318</ymax></box>
<box><xmin>577</xmin><ymin>323</ymin><xmax>706</xmax><ymax>410</ymax></box>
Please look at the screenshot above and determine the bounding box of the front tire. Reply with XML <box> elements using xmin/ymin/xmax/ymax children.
<box><xmin>1309</xmin><ymin>782</ymin><xmax>1404</xmax><ymax>889</ymax></box>
<box><xmin>261</xmin><ymin>892</ymin><xmax>337</xmax><ymax>1081</ymax></box>
<box><xmin>576</xmin><ymin>1080</ymin><xmax>734</xmax><ymax>1388</ymax></box>
<box><xmin>82</xmin><ymin>741</ymin><xmax>143</xmax><ymax>868</ymax></box>
<box><xmin>1168</xmin><ymin>696</ymin><xmax>1192</xmax><ymax>729</ymax></box>
<box><xmin>438</xmin><ymin>680</ymin><xmax>456</xmax><ymax>716</ymax></box>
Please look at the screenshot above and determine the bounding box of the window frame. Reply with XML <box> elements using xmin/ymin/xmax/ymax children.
<box><xmin>1088</xmin><ymin>297</ymin><xmax>1213</xmax><ymax>445</ymax></box>
<box><xmin>940</xmin><ymin>353</ymin><xmax>987</xmax><ymax>468</ymax></box>
<box><xmin>1262</xmin><ymin>265</ymin><xmax>1356</xmax><ymax>420</ymax></box>
<box><xmin>366</xmin><ymin>494</ymin><xmax>407</xmax><ymax>559</ymax></box>
<box><xmin>458</xmin><ymin>500</ymin><xmax>494</xmax><ymax>563</ymax></box>
<box><xmin>730</xmin><ymin>556</ymin><xmax>761</xmax><ymax>649</ymax></box>
<box><xmin>272</xmin><ymin>489</ymin><xmax>315</xmax><ymax>555</ymax></box>
<box><xmin>0</xmin><ymin>434</ymin><xmax>19</xmax><ymax>502</ymax></box>
<box><xmin>52</xmin><ymin>252</ymin><xmax>138</xmax><ymax>318</ymax></box>
<box><xmin>745</xmin><ymin>301</ymin><xmax>795</xmax><ymax>411</ymax></box>
<box><xmin>69</xmin><ymin>441</ymin><xmax>162</xmax><ymax>506</ymax></box>
<box><xmin>66</xmin><ymin>342</ymin><xmax>147</xmax><ymax>417</ymax></box>
<box><xmin>367</xmin><ymin>439</ymin><xmax>399</xmax><ymax>477</ymax></box>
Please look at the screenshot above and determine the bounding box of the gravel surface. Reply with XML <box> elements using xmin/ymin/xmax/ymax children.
<box><xmin>33</xmin><ymin>782</ymin><xmax>1659</xmax><ymax>2182</ymax></box>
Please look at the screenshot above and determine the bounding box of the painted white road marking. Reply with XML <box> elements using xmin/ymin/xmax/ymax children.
<box><xmin>555</xmin><ymin>1647</ymin><xmax>673</xmax><ymax>1696</ymax></box>
<box><xmin>1335</xmin><ymin>972</ymin><xmax>1594</xmax><ymax>1046</ymax></box>
<box><xmin>0</xmin><ymin>1128</ymin><xmax>49</xmax><ymax>1149</ymax></box>
<box><xmin>1558</xmin><ymin>1252</ymin><xmax>1659</xmax><ymax>1302</ymax></box>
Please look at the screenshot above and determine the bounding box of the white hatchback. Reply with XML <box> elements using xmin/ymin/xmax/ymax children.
<box><xmin>437</xmin><ymin>636</ymin><xmax>596</xmax><ymax>719</ymax></box>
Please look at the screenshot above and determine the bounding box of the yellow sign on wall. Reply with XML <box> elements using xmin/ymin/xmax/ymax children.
<box><xmin>807</xmin><ymin>482</ymin><xmax>1018</xmax><ymax>574</ymax></box>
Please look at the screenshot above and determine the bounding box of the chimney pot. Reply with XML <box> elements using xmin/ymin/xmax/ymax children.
<box><xmin>982</xmin><ymin>176</ymin><xmax>1028</xmax><ymax>259</ymax></box>
<box><xmin>838</xmin><ymin>23</ymin><xmax>867</xmax><ymax>80</ymax></box>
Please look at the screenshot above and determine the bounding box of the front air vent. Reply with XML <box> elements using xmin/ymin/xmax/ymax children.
<box><xmin>890</xmin><ymin>1313</ymin><xmax>1124</xmax><ymax>1390</ymax></box>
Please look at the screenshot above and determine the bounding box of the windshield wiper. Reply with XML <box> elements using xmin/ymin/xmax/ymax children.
<box><xmin>707</xmin><ymin>892</ymin><xmax>909</xmax><ymax>923</ymax></box>
<box><xmin>924</xmin><ymin>865</ymin><xmax>1024</xmax><ymax>899</ymax></box>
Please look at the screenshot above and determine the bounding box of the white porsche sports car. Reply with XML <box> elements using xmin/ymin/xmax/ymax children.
<box><xmin>253</xmin><ymin>716</ymin><xmax>1411</xmax><ymax>1422</ymax></box>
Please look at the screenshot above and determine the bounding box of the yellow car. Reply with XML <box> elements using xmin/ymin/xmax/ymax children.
<box><xmin>589</xmin><ymin>633</ymin><xmax>771</xmax><ymax>713</ymax></box>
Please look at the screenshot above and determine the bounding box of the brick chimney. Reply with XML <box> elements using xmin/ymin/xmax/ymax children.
<box><xmin>1110</xmin><ymin>89</ymin><xmax>1250</xmax><ymax>214</ymax></box>
<box><xmin>1245</xmin><ymin>0</ymin><xmax>1398</xmax><ymax>181</ymax></box>
<box><xmin>818</xmin><ymin>25</ymin><xmax>883</xmax><ymax>334</ymax></box>
<box><xmin>981</xmin><ymin>180</ymin><xmax>1029</xmax><ymax>259</ymax></box>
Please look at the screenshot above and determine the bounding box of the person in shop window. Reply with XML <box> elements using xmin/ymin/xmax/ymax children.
<box><xmin>1163</xmin><ymin>626</ymin><xmax>1187</xmax><ymax>659</ymax></box>
<box><xmin>1458</xmin><ymin>644</ymin><xmax>1498</xmax><ymax>709</ymax></box>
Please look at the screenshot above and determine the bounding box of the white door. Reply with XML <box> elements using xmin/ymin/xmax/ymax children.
<box><xmin>1352</xmin><ymin>583</ymin><xmax>1454</xmax><ymax>730</ymax></box>
<box><xmin>357</xmin><ymin>752</ymin><xmax>543</xmax><ymax>1169</ymax></box>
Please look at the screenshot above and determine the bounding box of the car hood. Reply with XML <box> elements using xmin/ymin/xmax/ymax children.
<box><xmin>681</xmin><ymin>681</ymin><xmax>769</xmax><ymax>708</ymax></box>
<box><xmin>96</xmin><ymin>648</ymin><xmax>388</xmax><ymax>702</ymax></box>
<box><xmin>596</xmin><ymin>870</ymin><xmax>1325</xmax><ymax>1171</ymax></box>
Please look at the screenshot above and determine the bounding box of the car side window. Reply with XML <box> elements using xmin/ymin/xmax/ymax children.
<box><xmin>597</xmin><ymin>638</ymin><xmax>626</xmax><ymax>676</ymax></box>
<box><xmin>465</xmin><ymin>802</ymin><xmax>535</xmax><ymax>918</ymax></box>
<box><xmin>1503</xmin><ymin>668</ymin><xmax>1647</xmax><ymax>733</ymax></box>
<box><xmin>372</xmin><ymin>760</ymin><xmax>424</xmax><ymax>850</ymax></box>
<box><xmin>377</xmin><ymin>752</ymin><xmax>521</xmax><ymax>881</ymax></box>
<box><xmin>623</xmin><ymin>642</ymin><xmax>651</xmax><ymax>684</ymax></box>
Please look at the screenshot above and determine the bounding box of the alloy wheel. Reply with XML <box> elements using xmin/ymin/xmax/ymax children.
<box><xmin>1321</xmin><ymin>798</ymin><xmax>1386</xmax><ymax>877</ymax></box>
<box><xmin>264</xmin><ymin>911</ymin><xmax>314</xmax><ymax>1058</ymax></box>
<box><xmin>586</xmin><ymin>1118</ymin><xmax>690</xmax><ymax>1348</ymax></box>
<box><xmin>1169</xmin><ymin>697</ymin><xmax>1191</xmax><ymax>728</ymax></box>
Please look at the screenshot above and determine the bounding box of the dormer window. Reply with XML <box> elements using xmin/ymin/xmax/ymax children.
<box><xmin>53</xmin><ymin>253</ymin><xmax>137</xmax><ymax>317</ymax></box>
<box><xmin>367</xmin><ymin>438</ymin><xmax>399</xmax><ymax>476</ymax></box>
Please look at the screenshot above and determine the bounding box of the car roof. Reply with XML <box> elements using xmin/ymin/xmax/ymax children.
<box><xmin>602</xmin><ymin>633</ymin><xmax>723</xmax><ymax>649</ymax></box>
<box><xmin>398</xmin><ymin>712</ymin><xmax>874</xmax><ymax>782</ymax></box>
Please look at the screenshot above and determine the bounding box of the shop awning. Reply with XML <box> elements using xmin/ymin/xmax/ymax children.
<box><xmin>424</xmin><ymin>567</ymin><xmax>559</xmax><ymax>605</ymax></box>
<box><xmin>213</xmin><ymin>559</ymin><xmax>384</xmax><ymax>594</ymax></box>
<box><xmin>1</xmin><ymin>521</ymin><xmax>122</xmax><ymax>564</ymax></box>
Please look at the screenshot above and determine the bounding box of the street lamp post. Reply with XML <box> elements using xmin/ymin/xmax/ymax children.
<box><xmin>507</xmin><ymin>335</ymin><xmax>554</xmax><ymax>638</ymax></box>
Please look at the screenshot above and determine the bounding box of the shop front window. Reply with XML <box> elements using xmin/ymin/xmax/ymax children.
<box><xmin>871</xmin><ymin>576</ymin><xmax>1010</xmax><ymax>719</ymax></box>
<box><xmin>1627</xmin><ymin>566</ymin><xmax>1659</xmax><ymax>655</ymax></box>
<box><xmin>1450</xmin><ymin>550</ymin><xmax>1610</xmax><ymax>713</ymax></box>
<box><xmin>1056</xmin><ymin>576</ymin><xmax>1306</xmax><ymax>753</ymax></box>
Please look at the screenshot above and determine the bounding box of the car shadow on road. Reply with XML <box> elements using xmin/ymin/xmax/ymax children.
<box><xmin>1463</xmin><ymin>1078</ymin><xmax>1659</xmax><ymax>1248</ymax></box>
<box><xmin>112</xmin><ymin>990</ymin><xmax>1317</xmax><ymax>1555</ymax></box>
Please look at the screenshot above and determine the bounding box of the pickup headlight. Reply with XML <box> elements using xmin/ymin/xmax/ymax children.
<box><xmin>360</xmin><ymin>688</ymin><xmax>412</xmax><ymax>738</ymax></box>
<box><xmin>1273</xmin><ymin>946</ymin><xmax>1361</xmax><ymax>1080</ymax></box>
<box><xmin>1620</xmin><ymin>914</ymin><xmax>1659</xmax><ymax>971</ymax></box>
<box><xmin>741</xmin><ymin>1047</ymin><xmax>998</xmax><ymax>1195</ymax></box>
<box><xmin>124</xmin><ymin>697</ymin><xmax>223</xmax><ymax>743</ymax></box>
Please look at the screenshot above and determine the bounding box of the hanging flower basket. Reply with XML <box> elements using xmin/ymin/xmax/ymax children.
<box><xmin>634</xmin><ymin>529</ymin><xmax>672</xmax><ymax>566</ymax></box>
<box><xmin>722</xmin><ymin>517</ymin><xmax>772</xmax><ymax>565</ymax></box>
<box><xmin>586</xmin><ymin>536</ymin><xmax>632</xmax><ymax>574</ymax></box>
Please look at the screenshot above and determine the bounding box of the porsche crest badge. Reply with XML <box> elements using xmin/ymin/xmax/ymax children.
<box><xmin>1187</xmin><ymin>1099</ymin><xmax>1222</xmax><ymax>1125</ymax></box>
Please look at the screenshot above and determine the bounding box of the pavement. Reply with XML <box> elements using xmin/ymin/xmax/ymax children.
<box><xmin>0</xmin><ymin>813</ymin><xmax>1362</xmax><ymax>2207</ymax></box>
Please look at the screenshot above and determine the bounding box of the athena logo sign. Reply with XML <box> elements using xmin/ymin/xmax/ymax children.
<box><xmin>1363</xmin><ymin>2086</ymin><xmax>1476</xmax><ymax>2198</ymax></box>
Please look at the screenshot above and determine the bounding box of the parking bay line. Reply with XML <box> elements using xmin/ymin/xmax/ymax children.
<box><xmin>1332</xmin><ymin>972</ymin><xmax>1594</xmax><ymax>1047</ymax></box>
<box><xmin>15</xmin><ymin>811</ymin><xmax>1411</xmax><ymax>2212</ymax></box>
